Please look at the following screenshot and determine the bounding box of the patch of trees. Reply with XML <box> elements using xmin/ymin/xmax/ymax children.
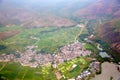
<box><xmin>78</xmin><ymin>34</ymin><xmax>89</xmax><ymax>41</ymax></box>
<box><xmin>86</xmin><ymin>20</ymin><xmax>96</xmax><ymax>34</ymax></box>
<box><xmin>0</xmin><ymin>45</ymin><xmax>6</xmax><ymax>50</ymax></box>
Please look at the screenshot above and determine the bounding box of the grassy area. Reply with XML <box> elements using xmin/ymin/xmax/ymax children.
<box><xmin>78</xmin><ymin>26</ymin><xmax>89</xmax><ymax>42</ymax></box>
<box><xmin>35</xmin><ymin>27</ymin><xmax>80</xmax><ymax>53</ymax></box>
<box><xmin>0</xmin><ymin>26</ymin><xmax>21</xmax><ymax>32</ymax></box>
<box><xmin>58</xmin><ymin>57</ymin><xmax>91</xmax><ymax>79</ymax></box>
<box><xmin>84</xmin><ymin>43</ymin><xmax>99</xmax><ymax>53</ymax></box>
<box><xmin>83</xmin><ymin>43</ymin><xmax>104</xmax><ymax>62</ymax></box>
<box><xmin>0</xmin><ymin>26</ymin><xmax>80</xmax><ymax>54</ymax></box>
<box><xmin>0</xmin><ymin>62</ymin><xmax>56</xmax><ymax>80</ymax></box>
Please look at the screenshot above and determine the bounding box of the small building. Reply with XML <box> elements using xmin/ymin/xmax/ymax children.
<box><xmin>99</xmin><ymin>52</ymin><xmax>110</xmax><ymax>58</ymax></box>
<box><xmin>52</xmin><ymin>64</ymin><xmax>57</xmax><ymax>68</ymax></box>
<box><xmin>70</xmin><ymin>64</ymin><xmax>77</xmax><ymax>71</ymax></box>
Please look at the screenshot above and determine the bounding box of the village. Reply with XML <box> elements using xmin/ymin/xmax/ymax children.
<box><xmin>1</xmin><ymin>41</ymin><xmax>120</xmax><ymax>80</ymax></box>
<box><xmin>0</xmin><ymin>41</ymin><xmax>91</xmax><ymax>68</ymax></box>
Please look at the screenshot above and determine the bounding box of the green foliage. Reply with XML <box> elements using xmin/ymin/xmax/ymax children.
<box><xmin>0</xmin><ymin>26</ymin><xmax>21</xmax><ymax>32</ymax></box>
<box><xmin>0</xmin><ymin>45</ymin><xmax>6</xmax><ymax>50</ymax></box>
<box><xmin>0</xmin><ymin>26</ymin><xmax>80</xmax><ymax>54</ymax></box>
<box><xmin>58</xmin><ymin>57</ymin><xmax>90</xmax><ymax>79</ymax></box>
<box><xmin>35</xmin><ymin>26</ymin><xmax>80</xmax><ymax>53</ymax></box>
<box><xmin>0</xmin><ymin>62</ymin><xmax>56</xmax><ymax>80</ymax></box>
<box><xmin>78</xmin><ymin>34</ymin><xmax>89</xmax><ymax>42</ymax></box>
<box><xmin>84</xmin><ymin>43</ymin><xmax>98</xmax><ymax>53</ymax></box>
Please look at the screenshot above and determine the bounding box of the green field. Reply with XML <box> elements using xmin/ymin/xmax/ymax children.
<box><xmin>84</xmin><ymin>43</ymin><xmax>98</xmax><ymax>53</ymax></box>
<box><xmin>0</xmin><ymin>62</ymin><xmax>56</xmax><ymax>80</ymax></box>
<box><xmin>58</xmin><ymin>57</ymin><xmax>91</xmax><ymax>79</ymax></box>
<box><xmin>0</xmin><ymin>57</ymin><xmax>91</xmax><ymax>80</ymax></box>
<box><xmin>0</xmin><ymin>26</ymin><xmax>80</xmax><ymax>54</ymax></box>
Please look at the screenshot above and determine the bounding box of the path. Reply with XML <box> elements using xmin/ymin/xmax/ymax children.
<box><xmin>21</xmin><ymin>69</ymin><xmax>28</xmax><ymax>80</ymax></box>
<box><xmin>97</xmin><ymin>43</ymin><xmax>103</xmax><ymax>51</ymax></box>
<box><xmin>0</xmin><ymin>62</ymin><xmax>8</xmax><ymax>71</ymax></box>
<box><xmin>74</xmin><ymin>21</ymin><xmax>88</xmax><ymax>42</ymax></box>
<box><xmin>30</xmin><ymin>36</ymin><xmax>40</xmax><ymax>45</ymax></box>
<box><xmin>54</xmin><ymin>69</ymin><xmax>62</xmax><ymax>80</ymax></box>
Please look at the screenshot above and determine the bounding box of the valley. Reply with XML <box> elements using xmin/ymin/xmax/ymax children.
<box><xmin>0</xmin><ymin>20</ymin><xmax>117</xmax><ymax>80</ymax></box>
<box><xmin>0</xmin><ymin>0</ymin><xmax>120</xmax><ymax>80</ymax></box>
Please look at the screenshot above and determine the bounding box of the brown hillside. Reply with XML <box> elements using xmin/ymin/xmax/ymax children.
<box><xmin>75</xmin><ymin>0</ymin><xmax>120</xmax><ymax>19</ymax></box>
<box><xmin>0</xmin><ymin>30</ymin><xmax>20</xmax><ymax>40</ymax></box>
<box><xmin>99</xmin><ymin>19</ymin><xmax>120</xmax><ymax>54</ymax></box>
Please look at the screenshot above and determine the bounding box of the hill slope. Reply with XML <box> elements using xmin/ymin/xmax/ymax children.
<box><xmin>75</xmin><ymin>0</ymin><xmax>120</xmax><ymax>19</ymax></box>
<box><xmin>98</xmin><ymin>18</ymin><xmax>120</xmax><ymax>56</ymax></box>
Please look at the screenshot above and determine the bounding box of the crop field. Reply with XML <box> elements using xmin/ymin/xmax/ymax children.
<box><xmin>0</xmin><ymin>26</ymin><xmax>80</xmax><ymax>54</ymax></box>
<box><xmin>0</xmin><ymin>62</ymin><xmax>56</xmax><ymax>80</ymax></box>
<box><xmin>0</xmin><ymin>57</ymin><xmax>91</xmax><ymax>80</ymax></box>
<box><xmin>58</xmin><ymin>57</ymin><xmax>91</xmax><ymax>79</ymax></box>
<box><xmin>84</xmin><ymin>43</ymin><xmax>98</xmax><ymax>53</ymax></box>
<box><xmin>0</xmin><ymin>25</ymin><xmax>93</xmax><ymax>80</ymax></box>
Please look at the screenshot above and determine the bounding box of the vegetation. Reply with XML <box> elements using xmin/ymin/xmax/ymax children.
<box><xmin>78</xmin><ymin>26</ymin><xmax>89</xmax><ymax>42</ymax></box>
<box><xmin>58</xmin><ymin>57</ymin><xmax>91</xmax><ymax>79</ymax></box>
<box><xmin>35</xmin><ymin>26</ymin><xmax>80</xmax><ymax>53</ymax></box>
<box><xmin>84</xmin><ymin>43</ymin><xmax>98</xmax><ymax>53</ymax></box>
<box><xmin>0</xmin><ymin>26</ymin><xmax>80</xmax><ymax>54</ymax></box>
<box><xmin>0</xmin><ymin>62</ymin><xmax>56</xmax><ymax>80</ymax></box>
<box><xmin>0</xmin><ymin>45</ymin><xmax>6</xmax><ymax>50</ymax></box>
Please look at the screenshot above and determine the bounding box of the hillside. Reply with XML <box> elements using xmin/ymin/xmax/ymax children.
<box><xmin>0</xmin><ymin>0</ymin><xmax>120</xmax><ymax>53</ymax></box>
<box><xmin>0</xmin><ymin>0</ymin><xmax>120</xmax><ymax>80</ymax></box>
<box><xmin>0</xmin><ymin>0</ymin><xmax>96</xmax><ymax>27</ymax></box>
<box><xmin>75</xmin><ymin>0</ymin><xmax>120</xmax><ymax>19</ymax></box>
<box><xmin>98</xmin><ymin>18</ymin><xmax>120</xmax><ymax>57</ymax></box>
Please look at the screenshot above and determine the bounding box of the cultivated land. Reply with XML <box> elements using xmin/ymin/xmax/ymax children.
<box><xmin>0</xmin><ymin>62</ymin><xmax>57</xmax><ymax>80</ymax></box>
<box><xmin>0</xmin><ymin>24</ymin><xmax>93</xmax><ymax>80</ymax></box>
<box><xmin>0</xmin><ymin>21</ymin><xmax>119</xmax><ymax>80</ymax></box>
<box><xmin>58</xmin><ymin>57</ymin><xmax>91</xmax><ymax>78</ymax></box>
<box><xmin>0</xmin><ymin>0</ymin><xmax>120</xmax><ymax>80</ymax></box>
<box><xmin>0</xmin><ymin>26</ymin><xmax>80</xmax><ymax>54</ymax></box>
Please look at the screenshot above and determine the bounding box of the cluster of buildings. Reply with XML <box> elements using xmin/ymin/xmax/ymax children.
<box><xmin>69</xmin><ymin>61</ymin><xmax>100</xmax><ymax>80</ymax></box>
<box><xmin>76</xmin><ymin>61</ymin><xmax>100</xmax><ymax>80</ymax></box>
<box><xmin>76</xmin><ymin>70</ymin><xmax>91</xmax><ymax>80</ymax></box>
<box><xmin>0</xmin><ymin>54</ymin><xmax>15</xmax><ymax>62</ymax></box>
<box><xmin>89</xmin><ymin>61</ymin><xmax>100</xmax><ymax>74</ymax></box>
<box><xmin>55</xmin><ymin>41</ymin><xmax>91</xmax><ymax>62</ymax></box>
<box><xmin>0</xmin><ymin>41</ymin><xmax>92</xmax><ymax>68</ymax></box>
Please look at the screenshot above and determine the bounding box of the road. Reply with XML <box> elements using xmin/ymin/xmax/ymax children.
<box><xmin>97</xmin><ymin>43</ymin><xmax>103</xmax><ymax>51</ymax></box>
<box><xmin>74</xmin><ymin>21</ymin><xmax>88</xmax><ymax>42</ymax></box>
